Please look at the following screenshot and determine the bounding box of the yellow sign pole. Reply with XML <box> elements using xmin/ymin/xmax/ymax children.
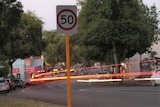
<box><xmin>65</xmin><ymin>34</ymin><xmax>71</xmax><ymax>107</ymax></box>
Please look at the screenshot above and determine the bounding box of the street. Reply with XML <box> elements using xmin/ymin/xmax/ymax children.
<box><xmin>7</xmin><ymin>79</ymin><xmax>160</xmax><ymax>107</ymax></box>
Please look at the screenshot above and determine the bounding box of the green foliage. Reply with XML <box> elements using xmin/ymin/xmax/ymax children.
<box><xmin>0</xmin><ymin>0</ymin><xmax>23</xmax><ymax>78</ymax></box>
<box><xmin>42</xmin><ymin>31</ymin><xmax>65</xmax><ymax>64</ymax></box>
<box><xmin>1</xmin><ymin>8</ymin><xmax>43</xmax><ymax>78</ymax></box>
<box><xmin>70</xmin><ymin>44</ymin><xmax>85</xmax><ymax>64</ymax></box>
<box><xmin>42</xmin><ymin>31</ymin><xmax>87</xmax><ymax>66</ymax></box>
<box><xmin>77</xmin><ymin>0</ymin><xmax>159</xmax><ymax>67</ymax></box>
<box><xmin>0</xmin><ymin>0</ymin><xmax>23</xmax><ymax>50</ymax></box>
<box><xmin>2</xmin><ymin>11</ymin><xmax>43</xmax><ymax>60</ymax></box>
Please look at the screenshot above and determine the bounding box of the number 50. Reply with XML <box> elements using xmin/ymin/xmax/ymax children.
<box><xmin>61</xmin><ymin>15</ymin><xmax>74</xmax><ymax>24</ymax></box>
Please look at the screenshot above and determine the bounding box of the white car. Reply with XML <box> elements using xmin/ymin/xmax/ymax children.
<box><xmin>0</xmin><ymin>79</ymin><xmax>10</xmax><ymax>92</ymax></box>
<box><xmin>150</xmin><ymin>69</ymin><xmax>160</xmax><ymax>86</ymax></box>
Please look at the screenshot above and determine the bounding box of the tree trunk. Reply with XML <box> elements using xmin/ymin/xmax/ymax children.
<box><xmin>113</xmin><ymin>44</ymin><xmax>124</xmax><ymax>84</ymax></box>
<box><xmin>113</xmin><ymin>44</ymin><xmax>120</xmax><ymax>73</ymax></box>
<box><xmin>8</xmin><ymin>60</ymin><xmax>15</xmax><ymax>81</ymax></box>
<box><xmin>139</xmin><ymin>54</ymin><xmax>142</xmax><ymax>72</ymax></box>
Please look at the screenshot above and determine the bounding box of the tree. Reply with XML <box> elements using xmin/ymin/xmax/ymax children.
<box><xmin>43</xmin><ymin>30</ymin><xmax>87</xmax><ymax>67</ymax></box>
<box><xmin>74</xmin><ymin>1</ymin><xmax>113</xmax><ymax>65</ymax></box>
<box><xmin>42</xmin><ymin>30</ymin><xmax>66</xmax><ymax>65</ymax></box>
<box><xmin>1</xmin><ymin>11</ymin><xmax>43</xmax><ymax>79</ymax></box>
<box><xmin>70</xmin><ymin>44</ymin><xmax>85</xmax><ymax>64</ymax></box>
<box><xmin>77</xmin><ymin>0</ymin><xmax>159</xmax><ymax>73</ymax></box>
<box><xmin>13</xmin><ymin>11</ymin><xmax>44</xmax><ymax>58</ymax></box>
<box><xmin>0</xmin><ymin>0</ymin><xmax>23</xmax><ymax>79</ymax></box>
<box><xmin>0</xmin><ymin>0</ymin><xmax>23</xmax><ymax>49</ymax></box>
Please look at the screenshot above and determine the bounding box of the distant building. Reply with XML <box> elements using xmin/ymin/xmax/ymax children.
<box><xmin>13</xmin><ymin>56</ymin><xmax>44</xmax><ymax>81</ymax></box>
<box><xmin>129</xmin><ymin>34</ymin><xmax>160</xmax><ymax>72</ymax></box>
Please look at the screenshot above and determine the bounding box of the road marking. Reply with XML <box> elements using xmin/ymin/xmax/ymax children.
<box><xmin>77</xmin><ymin>80</ymin><xmax>90</xmax><ymax>82</ymax></box>
<box><xmin>77</xmin><ymin>79</ymin><xmax>122</xmax><ymax>83</ymax></box>
<box><xmin>134</xmin><ymin>78</ymin><xmax>160</xmax><ymax>81</ymax></box>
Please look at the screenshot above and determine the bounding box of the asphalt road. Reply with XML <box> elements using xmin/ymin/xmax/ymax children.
<box><xmin>7</xmin><ymin>80</ymin><xmax>160</xmax><ymax>107</ymax></box>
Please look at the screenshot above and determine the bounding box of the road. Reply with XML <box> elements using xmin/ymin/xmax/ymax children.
<box><xmin>7</xmin><ymin>80</ymin><xmax>160</xmax><ymax>107</ymax></box>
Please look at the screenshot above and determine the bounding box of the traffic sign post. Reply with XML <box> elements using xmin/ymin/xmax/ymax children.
<box><xmin>57</xmin><ymin>5</ymin><xmax>77</xmax><ymax>107</ymax></box>
<box><xmin>65</xmin><ymin>34</ymin><xmax>71</xmax><ymax>107</ymax></box>
<box><xmin>57</xmin><ymin>5</ymin><xmax>77</xmax><ymax>34</ymax></box>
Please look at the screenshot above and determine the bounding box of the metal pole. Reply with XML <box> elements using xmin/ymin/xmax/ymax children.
<box><xmin>65</xmin><ymin>34</ymin><xmax>71</xmax><ymax>107</ymax></box>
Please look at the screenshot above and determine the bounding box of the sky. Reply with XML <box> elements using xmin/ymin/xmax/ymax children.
<box><xmin>20</xmin><ymin>0</ymin><xmax>160</xmax><ymax>31</ymax></box>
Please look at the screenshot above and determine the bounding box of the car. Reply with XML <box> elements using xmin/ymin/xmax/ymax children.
<box><xmin>150</xmin><ymin>69</ymin><xmax>160</xmax><ymax>86</ymax></box>
<box><xmin>14</xmin><ymin>79</ymin><xmax>26</xmax><ymax>88</ymax></box>
<box><xmin>0</xmin><ymin>79</ymin><xmax>10</xmax><ymax>92</ymax></box>
<box><xmin>5</xmin><ymin>78</ymin><xmax>16</xmax><ymax>90</ymax></box>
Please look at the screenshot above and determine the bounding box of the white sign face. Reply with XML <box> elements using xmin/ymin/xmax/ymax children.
<box><xmin>57</xmin><ymin>5</ymin><xmax>77</xmax><ymax>34</ymax></box>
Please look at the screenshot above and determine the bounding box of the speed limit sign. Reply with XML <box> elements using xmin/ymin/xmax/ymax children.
<box><xmin>56</xmin><ymin>5</ymin><xmax>77</xmax><ymax>34</ymax></box>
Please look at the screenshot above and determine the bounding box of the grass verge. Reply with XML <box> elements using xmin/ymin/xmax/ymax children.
<box><xmin>0</xmin><ymin>96</ymin><xmax>66</xmax><ymax>107</ymax></box>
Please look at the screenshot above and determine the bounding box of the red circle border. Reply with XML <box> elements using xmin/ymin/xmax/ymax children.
<box><xmin>57</xmin><ymin>9</ymin><xmax>77</xmax><ymax>30</ymax></box>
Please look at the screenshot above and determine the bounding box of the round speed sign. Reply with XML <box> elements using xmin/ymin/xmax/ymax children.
<box><xmin>57</xmin><ymin>9</ymin><xmax>77</xmax><ymax>30</ymax></box>
<box><xmin>57</xmin><ymin>5</ymin><xmax>77</xmax><ymax>34</ymax></box>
